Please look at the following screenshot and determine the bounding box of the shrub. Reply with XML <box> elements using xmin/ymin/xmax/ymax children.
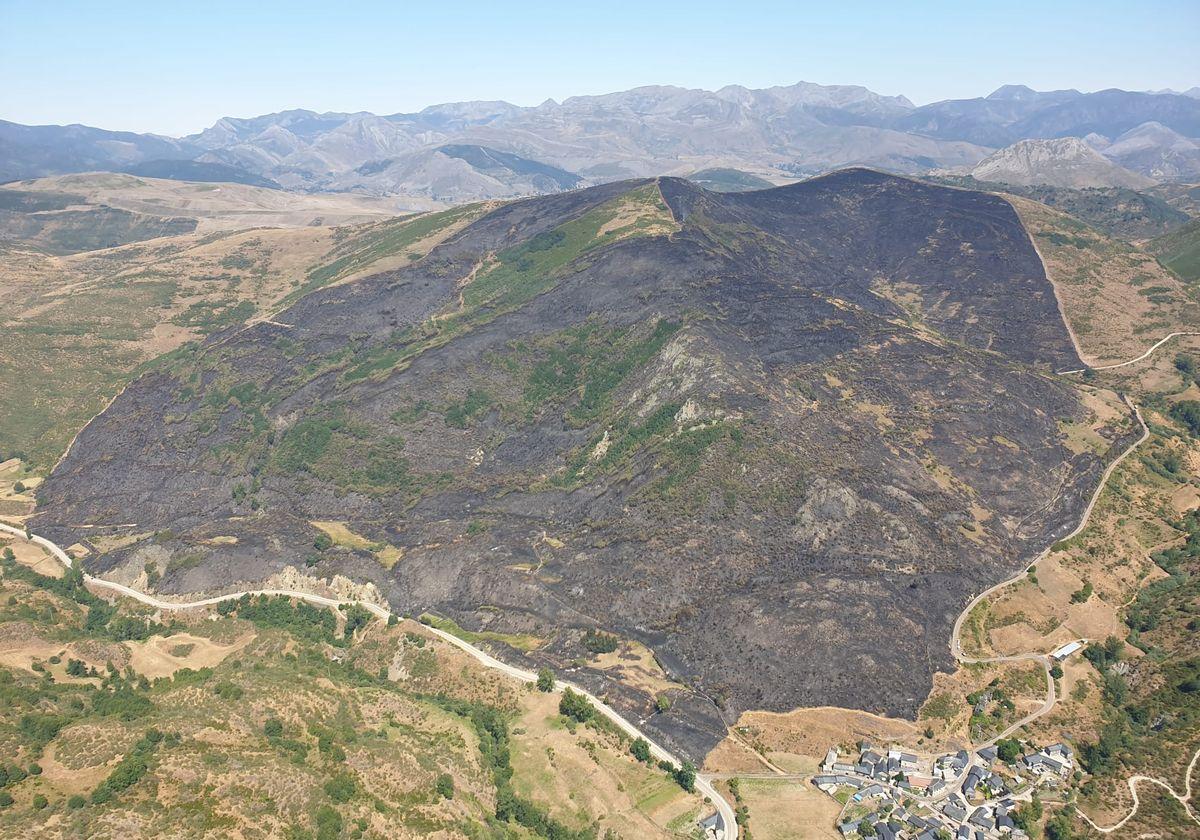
<box><xmin>264</xmin><ymin>717</ymin><xmax>284</xmax><ymax>738</ymax></box>
<box><xmin>324</xmin><ymin>772</ymin><xmax>356</xmax><ymax>803</ymax></box>
<box><xmin>536</xmin><ymin>667</ymin><xmax>554</xmax><ymax>692</ymax></box>
<box><xmin>315</xmin><ymin>804</ymin><xmax>342</xmax><ymax>840</ymax></box>
<box><xmin>559</xmin><ymin>688</ymin><xmax>594</xmax><ymax>722</ymax></box>
<box><xmin>435</xmin><ymin>773</ymin><xmax>454</xmax><ymax>800</ymax></box>
<box><xmin>67</xmin><ymin>794</ymin><xmax>85</xmax><ymax>809</ymax></box>
<box><xmin>32</xmin><ymin>793</ymin><xmax>47</xmax><ymax>810</ymax></box>
<box><xmin>213</xmin><ymin>681</ymin><xmax>244</xmax><ymax>700</ymax></box>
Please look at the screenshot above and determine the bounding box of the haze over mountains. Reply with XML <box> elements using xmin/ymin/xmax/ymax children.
<box><xmin>4</xmin><ymin>81</ymin><xmax>1200</xmax><ymax>202</ymax></box>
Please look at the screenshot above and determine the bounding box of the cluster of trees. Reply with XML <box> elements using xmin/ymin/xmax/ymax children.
<box><xmin>91</xmin><ymin>728</ymin><xmax>177</xmax><ymax>805</ymax></box>
<box><xmin>728</xmin><ymin>778</ymin><xmax>753</xmax><ymax>839</ymax></box>
<box><xmin>2</xmin><ymin>550</ymin><xmax>167</xmax><ymax>641</ymax></box>
<box><xmin>339</xmin><ymin>604</ymin><xmax>372</xmax><ymax>640</ymax></box>
<box><xmin>217</xmin><ymin>594</ymin><xmax>339</xmax><ymax>645</ymax></box>
<box><xmin>1012</xmin><ymin>794</ymin><xmax>1042</xmax><ymax>832</ymax></box>
<box><xmin>435</xmin><ymin>697</ymin><xmax>594</xmax><ymax>840</ymax></box>
<box><xmin>1170</xmin><ymin>400</ymin><xmax>1200</xmax><ymax>437</ymax></box>
<box><xmin>0</xmin><ymin>760</ymin><xmax>40</xmax><ymax>806</ymax></box>
<box><xmin>580</xmin><ymin>629</ymin><xmax>619</xmax><ymax>654</ymax></box>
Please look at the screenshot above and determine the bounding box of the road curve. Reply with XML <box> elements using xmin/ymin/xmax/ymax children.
<box><xmin>0</xmin><ymin>522</ymin><xmax>737</xmax><ymax>840</ymax></box>
<box><xmin>947</xmin><ymin>330</ymin><xmax>1200</xmax><ymax>831</ymax></box>
<box><xmin>951</xmin><ymin>396</ymin><xmax>1148</xmax><ymax>670</ymax></box>
<box><xmin>1074</xmin><ymin>747</ymin><xmax>1200</xmax><ymax>833</ymax></box>
<box><xmin>1056</xmin><ymin>331</ymin><xmax>1200</xmax><ymax>376</ymax></box>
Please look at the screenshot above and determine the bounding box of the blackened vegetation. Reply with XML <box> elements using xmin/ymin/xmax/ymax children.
<box><xmin>37</xmin><ymin>170</ymin><xmax>1104</xmax><ymax>760</ymax></box>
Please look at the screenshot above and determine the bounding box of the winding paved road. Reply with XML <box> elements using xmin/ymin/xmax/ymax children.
<box><xmin>9</xmin><ymin>334</ymin><xmax>1200</xmax><ymax>839</ymax></box>
<box><xmin>949</xmin><ymin>333</ymin><xmax>1200</xmax><ymax>832</ymax></box>
<box><xmin>1056</xmin><ymin>331</ymin><xmax>1200</xmax><ymax>376</ymax></box>
<box><xmin>0</xmin><ymin>521</ymin><xmax>736</xmax><ymax>839</ymax></box>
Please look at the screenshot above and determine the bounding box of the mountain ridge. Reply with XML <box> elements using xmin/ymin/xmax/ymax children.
<box><xmin>7</xmin><ymin>82</ymin><xmax>1200</xmax><ymax>200</ymax></box>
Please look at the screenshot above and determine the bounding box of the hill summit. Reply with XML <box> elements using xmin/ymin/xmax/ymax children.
<box><xmin>34</xmin><ymin>170</ymin><xmax>1106</xmax><ymax>757</ymax></box>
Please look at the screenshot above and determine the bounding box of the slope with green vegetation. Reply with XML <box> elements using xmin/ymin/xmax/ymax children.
<box><xmin>932</xmin><ymin>175</ymin><xmax>1191</xmax><ymax>241</ymax></box>
<box><xmin>0</xmin><ymin>537</ymin><xmax>707</xmax><ymax>838</ymax></box>
<box><xmin>686</xmin><ymin>169</ymin><xmax>775</xmax><ymax>193</ymax></box>
<box><xmin>0</xmin><ymin>203</ymin><xmax>481</xmax><ymax>469</ymax></box>
<box><xmin>35</xmin><ymin>172</ymin><xmax>1103</xmax><ymax>761</ymax></box>
<box><xmin>1006</xmin><ymin>195</ymin><xmax>1199</xmax><ymax>366</ymax></box>
<box><xmin>1148</xmin><ymin>217</ymin><xmax>1200</xmax><ymax>282</ymax></box>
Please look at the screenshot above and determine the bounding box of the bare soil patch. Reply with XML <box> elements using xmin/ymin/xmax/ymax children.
<box><xmin>124</xmin><ymin>630</ymin><xmax>255</xmax><ymax>679</ymax></box>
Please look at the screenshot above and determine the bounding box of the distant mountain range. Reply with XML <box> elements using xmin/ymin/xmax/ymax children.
<box><xmin>4</xmin><ymin>81</ymin><xmax>1200</xmax><ymax>201</ymax></box>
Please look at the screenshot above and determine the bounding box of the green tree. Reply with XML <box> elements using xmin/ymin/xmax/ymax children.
<box><xmin>323</xmin><ymin>772</ymin><xmax>356</xmax><ymax>803</ymax></box>
<box><xmin>1045</xmin><ymin>813</ymin><xmax>1073</xmax><ymax>840</ymax></box>
<box><xmin>997</xmin><ymin>738</ymin><xmax>1022</xmax><ymax>763</ymax></box>
<box><xmin>630</xmin><ymin>737</ymin><xmax>652</xmax><ymax>763</ymax></box>
<box><xmin>435</xmin><ymin>773</ymin><xmax>454</xmax><ymax>800</ymax></box>
<box><xmin>655</xmin><ymin>694</ymin><xmax>672</xmax><ymax>714</ymax></box>
<box><xmin>536</xmin><ymin>667</ymin><xmax>555</xmax><ymax>692</ymax></box>
<box><xmin>559</xmin><ymin>688</ymin><xmax>594</xmax><ymax>722</ymax></box>
<box><xmin>673</xmin><ymin>760</ymin><xmax>696</xmax><ymax>792</ymax></box>
<box><xmin>1050</xmin><ymin>664</ymin><xmax>1064</xmax><ymax>679</ymax></box>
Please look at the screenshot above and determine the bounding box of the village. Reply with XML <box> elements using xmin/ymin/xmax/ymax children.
<box><xmin>813</xmin><ymin>737</ymin><xmax>1076</xmax><ymax>840</ymax></box>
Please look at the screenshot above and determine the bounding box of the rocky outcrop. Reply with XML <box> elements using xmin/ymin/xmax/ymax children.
<box><xmin>967</xmin><ymin>137</ymin><xmax>1155</xmax><ymax>188</ymax></box>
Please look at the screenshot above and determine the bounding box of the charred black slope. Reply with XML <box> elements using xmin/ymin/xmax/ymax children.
<box><xmin>36</xmin><ymin>170</ymin><xmax>1102</xmax><ymax>758</ymax></box>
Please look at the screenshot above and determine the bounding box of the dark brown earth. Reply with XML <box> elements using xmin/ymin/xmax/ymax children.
<box><xmin>34</xmin><ymin>170</ymin><xmax>1116</xmax><ymax>759</ymax></box>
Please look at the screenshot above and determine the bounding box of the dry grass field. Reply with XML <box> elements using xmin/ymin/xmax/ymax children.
<box><xmin>0</xmin><ymin>199</ymin><xmax>485</xmax><ymax>469</ymax></box>
<box><xmin>0</xmin><ymin>534</ymin><xmax>711</xmax><ymax>839</ymax></box>
<box><xmin>2</xmin><ymin>173</ymin><xmax>407</xmax><ymax>233</ymax></box>
<box><xmin>1008</xmin><ymin>196</ymin><xmax>1200</xmax><ymax>367</ymax></box>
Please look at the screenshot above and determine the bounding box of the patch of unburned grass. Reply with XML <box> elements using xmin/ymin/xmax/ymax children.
<box><xmin>419</xmin><ymin>613</ymin><xmax>543</xmax><ymax>652</ymax></box>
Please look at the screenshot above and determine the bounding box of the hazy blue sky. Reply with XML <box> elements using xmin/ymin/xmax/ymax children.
<box><xmin>3</xmin><ymin>0</ymin><xmax>1198</xmax><ymax>136</ymax></box>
